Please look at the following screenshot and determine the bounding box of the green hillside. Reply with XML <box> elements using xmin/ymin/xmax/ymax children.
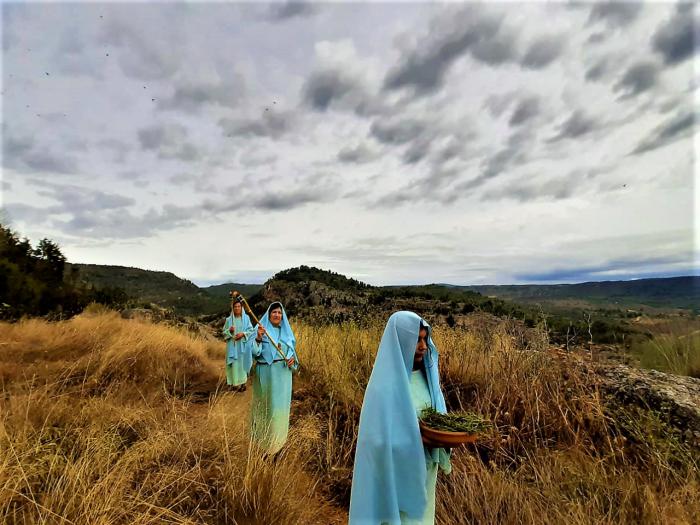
<box><xmin>68</xmin><ymin>263</ymin><xmax>229</xmax><ymax>315</ymax></box>
<box><xmin>201</xmin><ymin>283</ymin><xmax>263</xmax><ymax>299</ymax></box>
<box><xmin>447</xmin><ymin>277</ymin><xmax>699</xmax><ymax>312</ymax></box>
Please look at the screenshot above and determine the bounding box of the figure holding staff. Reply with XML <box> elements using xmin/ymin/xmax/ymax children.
<box><xmin>249</xmin><ymin>301</ymin><xmax>298</xmax><ymax>454</ymax></box>
<box><xmin>222</xmin><ymin>298</ymin><xmax>254</xmax><ymax>391</ymax></box>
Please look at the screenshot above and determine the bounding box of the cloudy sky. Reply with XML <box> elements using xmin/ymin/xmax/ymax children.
<box><xmin>1</xmin><ymin>1</ymin><xmax>698</xmax><ymax>286</ymax></box>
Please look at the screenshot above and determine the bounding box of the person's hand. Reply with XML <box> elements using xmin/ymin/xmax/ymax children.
<box><xmin>235</xmin><ymin>333</ymin><xmax>245</xmax><ymax>340</ymax></box>
<box><xmin>286</xmin><ymin>357</ymin><xmax>295</xmax><ymax>368</ymax></box>
<box><xmin>257</xmin><ymin>325</ymin><xmax>265</xmax><ymax>340</ymax></box>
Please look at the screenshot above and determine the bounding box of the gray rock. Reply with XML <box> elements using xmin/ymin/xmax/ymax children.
<box><xmin>597</xmin><ymin>363</ymin><xmax>700</xmax><ymax>446</ymax></box>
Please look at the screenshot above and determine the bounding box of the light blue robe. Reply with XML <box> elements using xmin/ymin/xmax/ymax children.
<box><xmin>249</xmin><ymin>303</ymin><xmax>298</xmax><ymax>453</ymax></box>
<box><xmin>222</xmin><ymin>311</ymin><xmax>254</xmax><ymax>386</ymax></box>
<box><xmin>349</xmin><ymin>311</ymin><xmax>451</xmax><ymax>525</ymax></box>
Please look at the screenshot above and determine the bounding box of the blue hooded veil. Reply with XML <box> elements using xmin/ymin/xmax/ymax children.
<box><xmin>223</xmin><ymin>308</ymin><xmax>254</xmax><ymax>372</ymax></box>
<box><xmin>252</xmin><ymin>302</ymin><xmax>298</xmax><ymax>369</ymax></box>
<box><xmin>349</xmin><ymin>311</ymin><xmax>448</xmax><ymax>524</ymax></box>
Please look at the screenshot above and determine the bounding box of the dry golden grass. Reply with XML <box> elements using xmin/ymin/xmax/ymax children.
<box><xmin>0</xmin><ymin>308</ymin><xmax>222</xmax><ymax>400</ymax></box>
<box><xmin>0</xmin><ymin>311</ymin><xmax>342</xmax><ymax>525</ymax></box>
<box><xmin>631</xmin><ymin>318</ymin><xmax>700</xmax><ymax>378</ymax></box>
<box><xmin>1</xmin><ymin>310</ymin><xmax>698</xmax><ymax>524</ymax></box>
<box><xmin>295</xmin><ymin>314</ymin><xmax>700</xmax><ymax>524</ymax></box>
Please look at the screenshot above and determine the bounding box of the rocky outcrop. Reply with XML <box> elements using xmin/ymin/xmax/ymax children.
<box><xmin>254</xmin><ymin>279</ymin><xmax>368</xmax><ymax>313</ymax></box>
<box><xmin>120</xmin><ymin>307</ymin><xmax>164</xmax><ymax>322</ymax></box>
<box><xmin>597</xmin><ymin>363</ymin><xmax>700</xmax><ymax>447</ymax></box>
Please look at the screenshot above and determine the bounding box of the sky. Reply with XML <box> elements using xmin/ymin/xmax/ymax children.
<box><xmin>1</xmin><ymin>1</ymin><xmax>698</xmax><ymax>286</ymax></box>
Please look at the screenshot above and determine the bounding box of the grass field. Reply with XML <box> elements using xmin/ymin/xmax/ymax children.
<box><xmin>629</xmin><ymin>318</ymin><xmax>700</xmax><ymax>378</ymax></box>
<box><xmin>1</xmin><ymin>307</ymin><xmax>698</xmax><ymax>524</ymax></box>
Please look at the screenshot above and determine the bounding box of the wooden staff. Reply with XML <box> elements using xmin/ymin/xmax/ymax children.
<box><xmin>230</xmin><ymin>291</ymin><xmax>288</xmax><ymax>362</ymax></box>
<box><xmin>229</xmin><ymin>299</ymin><xmax>235</xmax><ymax>337</ymax></box>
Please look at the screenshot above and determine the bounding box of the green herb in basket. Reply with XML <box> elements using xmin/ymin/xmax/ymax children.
<box><xmin>419</xmin><ymin>407</ymin><xmax>491</xmax><ymax>433</ymax></box>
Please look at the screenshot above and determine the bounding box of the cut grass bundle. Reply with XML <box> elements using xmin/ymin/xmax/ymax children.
<box><xmin>419</xmin><ymin>407</ymin><xmax>492</xmax><ymax>434</ymax></box>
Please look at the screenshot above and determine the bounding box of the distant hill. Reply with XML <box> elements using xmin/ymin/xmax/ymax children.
<box><xmin>66</xmin><ymin>262</ymin><xmax>697</xmax><ymax>343</ymax></box>
<box><xmin>244</xmin><ymin>266</ymin><xmax>535</xmax><ymax>328</ymax></box>
<box><xmin>447</xmin><ymin>276</ymin><xmax>699</xmax><ymax>312</ymax></box>
<box><xmin>68</xmin><ymin>263</ymin><xmax>229</xmax><ymax>315</ymax></box>
<box><xmin>200</xmin><ymin>283</ymin><xmax>263</xmax><ymax>299</ymax></box>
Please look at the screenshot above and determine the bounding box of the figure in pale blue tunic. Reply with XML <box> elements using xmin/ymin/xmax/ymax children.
<box><xmin>222</xmin><ymin>300</ymin><xmax>254</xmax><ymax>390</ymax></box>
<box><xmin>250</xmin><ymin>302</ymin><xmax>298</xmax><ymax>454</ymax></box>
<box><xmin>349</xmin><ymin>311</ymin><xmax>451</xmax><ymax>525</ymax></box>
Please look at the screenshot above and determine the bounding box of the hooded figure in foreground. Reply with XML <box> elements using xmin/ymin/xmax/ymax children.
<box><xmin>250</xmin><ymin>301</ymin><xmax>298</xmax><ymax>454</ymax></box>
<box><xmin>349</xmin><ymin>311</ymin><xmax>451</xmax><ymax>525</ymax></box>
<box><xmin>222</xmin><ymin>300</ymin><xmax>254</xmax><ymax>389</ymax></box>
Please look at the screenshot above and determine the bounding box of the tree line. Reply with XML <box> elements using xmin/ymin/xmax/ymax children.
<box><xmin>0</xmin><ymin>223</ymin><xmax>127</xmax><ymax>320</ymax></box>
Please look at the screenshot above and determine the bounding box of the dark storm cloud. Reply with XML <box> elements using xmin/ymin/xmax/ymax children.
<box><xmin>267</xmin><ymin>1</ymin><xmax>318</xmax><ymax>21</ymax></box>
<box><xmin>253</xmin><ymin>188</ymin><xmax>331</xmax><ymax>211</ymax></box>
<box><xmin>585</xmin><ymin>56</ymin><xmax>610</xmax><ymax>82</ymax></box>
<box><xmin>369</xmin><ymin>117</ymin><xmax>445</xmax><ymax>166</ymax></box>
<box><xmin>651</xmin><ymin>3</ymin><xmax>699</xmax><ymax>65</ymax></box>
<box><xmin>631</xmin><ymin>110</ymin><xmax>695</xmax><ymax>155</ymax></box>
<box><xmin>157</xmin><ymin>75</ymin><xmax>245</xmax><ymax>113</ymax></box>
<box><xmin>587</xmin><ymin>32</ymin><xmax>607</xmax><ymax>45</ymax></box>
<box><xmin>303</xmin><ymin>69</ymin><xmax>354</xmax><ymax>110</ymax></box>
<box><xmin>370</xmin><ymin>118</ymin><xmax>427</xmax><ymax>145</ymax></box>
<box><xmin>483</xmin><ymin>91</ymin><xmax>518</xmax><ymax>118</ymax></box>
<box><xmin>54</xmin><ymin>203</ymin><xmax>201</xmax><ymax>239</ymax></box>
<box><xmin>137</xmin><ymin>123</ymin><xmax>203</xmax><ymax>161</ymax></box>
<box><xmin>521</xmin><ymin>34</ymin><xmax>566</xmax><ymax>69</ymax></box>
<box><xmin>383</xmin><ymin>8</ymin><xmax>516</xmax><ymax>95</ymax></box>
<box><xmin>201</xmin><ymin>172</ymin><xmax>338</xmax><ymax>214</ymax></box>
<box><xmin>614</xmin><ymin>60</ymin><xmax>660</xmax><ymax>98</ymax></box>
<box><xmin>3</xmin><ymin>134</ymin><xmax>34</xmax><ymax>160</ymax></box>
<box><xmin>455</xmin><ymin>129</ymin><xmax>533</xmax><ymax>192</ymax></box>
<box><xmin>252</xmin><ymin>173</ymin><xmax>340</xmax><ymax>211</ymax></box>
<box><xmin>219</xmin><ymin>110</ymin><xmax>296</xmax><ymax>139</ymax></box>
<box><xmin>301</xmin><ymin>68</ymin><xmax>377</xmax><ymax>115</ymax></box>
<box><xmin>138</xmin><ymin>124</ymin><xmax>182</xmax><ymax>151</ymax></box>
<box><xmin>509</xmin><ymin>96</ymin><xmax>540</xmax><ymax>126</ymax></box>
<box><xmin>8</xmin><ymin>179</ymin><xmax>203</xmax><ymax>238</ymax></box>
<box><xmin>3</xmin><ymin>134</ymin><xmax>79</xmax><ymax>174</ymax></box>
<box><xmin>39</xmin><ymin>184</ymin><xmax>135</xmax><ymax>211</ymax></box>
<box><xmin>169</xmin><ymin>173</ymin><xmax>198</xmax><ymax>186</ymax></box>
<box><xmin>479</xmin><ymin>167</ymin><xmax>606</xmax><ymax>203</ymax></box>
<box><xmin>337</xmin><ymin>143</ymin><xmax>379</xmax><ymax>164</ymax></box>
<box><xmin>514</xmin><ymin>255</ymin><xmax>691</xmax><ymax>283</ymax></box>
<box><xmin>587</xmin><ymin>1</ymin><xmax>643</xmax><ymax>27</ymax></box>
<box><xmin>548</xmin><ymin>110</ymin><xmax>599</xmax><ymax>142</ymax></box>
<box><xmin>23</xmin><ymin>151</ymin><xmax>80</xmax><ymax>174</ymax></box>
<box><xmin>384</xmin><ymin>8</ymin><xmax>568</xmax><ymax>97</ymax></box>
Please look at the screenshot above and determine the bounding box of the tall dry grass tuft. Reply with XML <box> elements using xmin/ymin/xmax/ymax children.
<box><xmin>632</xmin><ymin>319</ymin><xmax>700</xmax><ymax>378</ymax></box>
<box><xmin>1</xmin><ymin>391</ymin><xmax>339</xmax><ymax>524</ymax></box>
<box><xmin>436</xmin><ymin>450</ymin><xmax>700</xmax><ymax>524</ymax></box>
<box><xmin>438</xmin><ymin>319</ymin><xmax>611</xmax><ymax>466</ymax></box>
<box><xmin>0</xmin><ymin>310</ymin><xmax>222</xmax><ymax>399</ymax></box>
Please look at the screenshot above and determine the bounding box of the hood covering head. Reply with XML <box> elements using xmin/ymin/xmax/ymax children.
<box><xmin>349</xmin><ymin>311</ymin><xmax>447</xmax><ymax>523</ymax></box>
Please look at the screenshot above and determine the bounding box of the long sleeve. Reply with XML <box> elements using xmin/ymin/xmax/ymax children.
<box><xmin>250</xmin><ymin>326</ymin><xmax>263</xmax><ymax>357</ymax></box>
<box><xmin>281</xmin><ymin>340</ymin><xmax>299</xmax><ymax>371</ymax></box>
<box><xmin>241</xmin><ymin>317</ymin><xmax>255</xmax><ymax>342</ymax></box>
<box><xmin>222</xmin><ymin>317</ymin><xmax>233</xmax><ymax>340</ymax></box>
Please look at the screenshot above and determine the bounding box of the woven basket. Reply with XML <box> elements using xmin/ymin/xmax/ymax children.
<box><xmin>419</xmin><ymin>420</ymin><xmax>479</xmax><ymax>447</ymax></box>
